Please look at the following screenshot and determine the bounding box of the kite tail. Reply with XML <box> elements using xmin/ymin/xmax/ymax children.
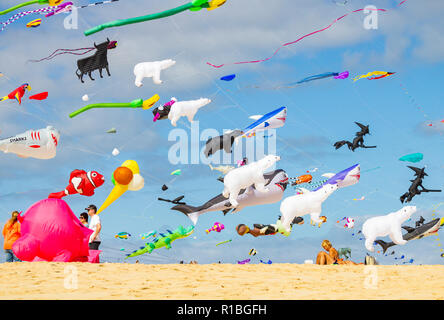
<box><xmin>29</xmin><ymin>47</ymin><xmax>96</xmax><ymax>63</ymax></box>
<box><xmin>171</xmin><ymin>204</ymin><xmax>201</xmax><ymax>225</ymax></box>
<box><xmin>374</xmin><ymin>240</ymin><xmax>390</xmax><ymax>254</ymax></box>
<box><xmin>0</xmin><ymin>96</ymin><xmax>9</xmax><ymax>102</ymax></box>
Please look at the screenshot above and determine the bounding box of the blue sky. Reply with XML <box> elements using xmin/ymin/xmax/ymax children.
<box><xmin>1</xmin><ymin>0</ymin><xmax>444</xmax><ymax>265</ymax></box>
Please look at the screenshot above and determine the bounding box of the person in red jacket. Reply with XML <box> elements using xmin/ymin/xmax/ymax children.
<box><xmin>2</xmin><ymin>211</ymin><xmax>21</xmax><ymax>262</ymax></box>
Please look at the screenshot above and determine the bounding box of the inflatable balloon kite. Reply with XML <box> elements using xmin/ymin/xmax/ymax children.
<box><xmin>0</xmin><ymin>125</ymin><xmax>59</xmax><ymax>159</ymax></box>
<box><xmin>171</xmin><ymin>169</ymin><xmax>182</xmax><ymax>176</ymax></box>
<box><xmin>289</xmin><ymin>174</ymin><xmax>312</xmax><ymax>186</ymax></box>
<box><xmin>134</xmin><ymin>60</ymin><xmax>176</xmax><ymax>87</ymax></box>
<box><xmin>26</xmin><ymin>18</ymin><xmax>42</xmax><ymax>28</ymax></box>
<box><xmin>97</xmin><ymin>160</ymin><xmax>145</xmax><ymax>214</ymax></box>
<box><xmin>12</xmin><ymin>198</ymin><xmax>100</xmax><ymax>262</ymax></box>
<box><xmin>239</xmin><ymin>106</ymin><xmax>287</xmax><ymax>140</ymax></box>
<box><xmin>375</xmin><ymin>216</ymin><xmax>444</xmax><ymax>253</ymax></box>
<box><xmin>204</xmin><ymin>107</ymin><xmax>286</xmax><ymax>157</ymax></box>
<box><xmin>220</xmin><ymin>74</ymin><xmax>236</xmax><ymax>81</ymax></box>
<box><xmin>84</xmin><ymin>0</ymin><xmax>227</xmax><ymax>36</ymax></box>
<box><xmin>337</xmin><ymin>217</ymin><xmax>354</xmax><ymax>228</ymax></box>
<box><xmin>115</xmin><ymin>232</ymin><xmax>131</xmax><ymax>239</ymax></box>
<box><xmin>48</xmin><ymin>169</ymin><xmax>105</xmax><ymax>199</ymax></box>
<box><xmin>151</xmin><ymin>97</ymin><xmax>212</xmax><ymax>127</ymax></box>
<box><xmin>206</xmin><ymin>222</ymin><xmax>224</xmax><ymax>234</ymax></box>
<box><xmin>112</xmin><ymin>148</ymin><xmax>120</xmax><ymax>156</ymax></box>
<box><xmin>0</xmin><ymin>1</ymin><xmax>66</xmax><ymax>32</ymax></box>
<box><xmin>125</xmin><ymin>225</ymin><xmax>195</xmax><ymax>258</ymax></box>
<box><xmin>260</xmin><ymin>259</ymin><xmax>272</xmax><ymax>264</ymax></box>
<box><xmin>170</xmin><ymin>169</ymin><xmax>289</xmax><ymax>224</ymax></box>
<box><xmin>69</xmin><ymin>95</ymin><xmax>159</xmax><ymax>118</ymax></box>
<box><xmin>75</xmin><ymin>39</ymin><xmax>118</xmax><ymax>83</ymax></box>
<box><xmin>238</xmin><ymin>259</ymin><xmax>250</xmax><ymax>264</ymax></box>
<box><xmin>353</xmin><ymin>71</ymin><xmax>395</xmax><ymax>82</ymax></box>
<box><xmin>281</xmin><ymin>71</ymin><xmax>349</xmax><ymax>88</ymax></box>
<box><xmin>334</xmin><ymin>122</ymin><xmax>376</xmax><ymax>151</ymax></box>
<box><xmin>3</xmin><ymin>1</ymin><xmax>121</xmax><ymax>33</ymax></box>
<box><xmin>0</xmin><ymin>84</ymin><xmax>31</xmax><ymax>104</ymax></box>
<box><xmin>236</xmin><ymin>217</ymin><xmax>304</xmax><ymax>238</ymax></box>
<box><xmin>399</xmin><ymin>153</ymin><xmax>423</xmax><ymax>163</ymax></box>
<box><xmin>216</xmin><ymin>239</ymin><xmax>231</xmax><ymax>246</ymax></box>
<box><xmin>400</xmin><ymin>166</ymin><xmax>441</xmax><ymax>203</ymax></box>
<box><xmin>0</xmin><ymin>0</ymin><xmax>63</xmax><ymax>15</ymax></box>
<box><xmin>280</xmin><ymin>164</ymin><xmax>360</xmax><ymax>232</ymax></box>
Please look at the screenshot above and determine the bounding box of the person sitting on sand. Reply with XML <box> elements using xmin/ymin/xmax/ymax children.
<box><xmin>316</xmin><ymin>240</ymin><xmax>361</xmax><ymax>265</ymax></box>
<box><xmin>236</xmin><ymin>216</ymin><xmax>304</xmax><ymax>237</ymax></box>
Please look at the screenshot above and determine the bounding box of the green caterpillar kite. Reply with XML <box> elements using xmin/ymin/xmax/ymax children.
<box><xmin>84</xmin><ymin>0</ymin><xmax>227</xmax><ymax>36</ymax></box>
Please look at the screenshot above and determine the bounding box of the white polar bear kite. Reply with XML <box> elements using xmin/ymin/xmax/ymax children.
<box><xmin>222</xmin><ymin>155</ymin><xmax>280</xmax><ymax>207</ymax></box>
<box><xmin>133</xmin><ymin>59</ymin><xmax>176</xmax><ymax>87</ymax></box>
<box><xmin>168</xmin><ymin>97</ymin><xmax>212</xmax><ymax>127</ymax></box>
<box><xmin>362</xmin><ymin>206</ymin><xmax>417</xmax><ymax>252</ymax></box>
<box><xmin>279</xmin><ymin>183</ymin><xmax>338</xmax><ymax>233</ymax></box>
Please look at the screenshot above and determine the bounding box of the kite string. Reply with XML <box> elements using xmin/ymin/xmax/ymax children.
<box><xmin>28</xmin><ymin>47</ymin><xmax>97</xmax><ymax>63</ymax></box>
<box><xmin>206</xmin><ymin>8</ymin><xmax>386</xmax><ymax>68</ymax></box>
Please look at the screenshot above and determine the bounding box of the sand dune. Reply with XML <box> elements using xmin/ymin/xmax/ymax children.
<box><xmin>0</xmin><ymin>263</ymin><xmax>443</xmax><ymax>300</ymax></box>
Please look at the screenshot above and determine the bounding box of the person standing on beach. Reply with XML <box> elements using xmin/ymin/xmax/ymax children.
<box><xmin>2</xmin><ymin>211</ymin><xmax>21</xmax><ymax>262</ymax></box>
<box><xmin>86</xmin><ymin>205</ymin><xmax>101</xmax><ymax>250</ymax></box>
<box><xmin>79</xmin><ymin>212</ymin><xmax>89</xmax><ymax>227</ymax></box>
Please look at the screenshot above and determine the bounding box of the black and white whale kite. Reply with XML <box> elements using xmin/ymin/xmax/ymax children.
<box><xmin>375</xmin><ymin>216</ymin><xmax>444</xmax><ymax>253</ymax></box>
<box><xmin>170</xmin><ymin>169</ymin><xmax>289</xmax><ymax>224</ymax></box>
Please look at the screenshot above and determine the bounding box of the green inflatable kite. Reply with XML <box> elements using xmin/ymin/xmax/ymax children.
<box><xmin>84</xmin><ymin>0</ymin><xmax>227</xmax><ymax>36</ymax></box>
<box><xmin>125</xmin><ymin>225</ymin><xmax>195</xmax><ymax>258</ymax></box>
<box><xmin>69</xmin><ymin>94</ymin><xmax>159</xmax><ymax>118</ymax></box>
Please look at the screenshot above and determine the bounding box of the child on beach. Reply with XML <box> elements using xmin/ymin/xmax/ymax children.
<box><xmin>2</xmin><ymin>211</ymin><xmax>21</xmax><ymax>262</ymax></box>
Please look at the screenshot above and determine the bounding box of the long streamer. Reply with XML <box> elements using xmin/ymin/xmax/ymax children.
<box><xmin>206</xmin><ymin>8</ymin><xmax>386</xmax><ymax>68</ymax></box>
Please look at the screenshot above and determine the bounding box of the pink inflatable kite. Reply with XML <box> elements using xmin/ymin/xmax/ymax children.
<box><xmin>12</xmin><ymin>198</ymin><xmax>101</xmax><ymax>263</ymax></box>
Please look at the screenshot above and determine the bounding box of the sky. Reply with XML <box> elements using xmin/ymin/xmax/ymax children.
<box><xmin>0</xmin><ymin>0</ymin><xmax>444</xmax><ymax>265</ymax></box>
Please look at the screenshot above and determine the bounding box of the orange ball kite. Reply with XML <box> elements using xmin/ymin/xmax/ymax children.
<box><xmin>113</xmin><ymin>167</ymin><xmax>133</xmax><ymax>185</ymax></box>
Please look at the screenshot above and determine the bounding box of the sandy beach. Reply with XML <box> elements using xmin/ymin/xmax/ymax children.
<box><xmin>0</xmin><ymin>263</ymin><xmax>443</xmax><ymax>300</ymax></box>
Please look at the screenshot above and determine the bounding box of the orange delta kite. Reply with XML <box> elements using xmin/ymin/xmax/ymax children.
<box><xmin>353</xmin><ymin>71</ymin><xmax>395</xmax><ymax>82</ymax></box>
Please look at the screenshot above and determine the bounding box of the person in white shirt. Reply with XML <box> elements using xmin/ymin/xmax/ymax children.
<box><xmin>86</xmin><ymin>204</ymin><xmax>101</xmax><ymax>250</ymax></box>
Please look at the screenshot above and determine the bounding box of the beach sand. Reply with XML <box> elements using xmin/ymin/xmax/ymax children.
<box><xmin>0</xmin><ymin>263</ymin><xmax>443</xmax><ymax>300</ymax></box>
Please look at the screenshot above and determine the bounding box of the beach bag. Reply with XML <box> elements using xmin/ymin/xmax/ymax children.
<box><xmin>365</xmin><ymin>255</ymin><xmax>378</xmax><ymax>265</ymax></box>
